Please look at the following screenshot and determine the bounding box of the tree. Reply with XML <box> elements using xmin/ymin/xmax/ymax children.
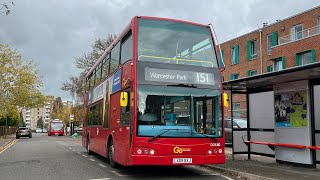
<box><xmin>60</xmin><ymin>102</ymin><xmax>71</xmax><ymax>124</ymax></box>
<box><xmin>37</xmin><ymin>117</ymin><xmax>43</xmax><ymax>128</ymax></box>
<box><xmin>0</xmin><ymin>44</ymin><xmax>46</xmax><ymax>122</ymax></box>
<box><xmin>0</xmin><ymin>1</ymin><xmax>14</xmax><ymax>16</ymax></box>
<box><xmin>19</xmin><ymin>109</ymin><xmax>23</xmax><ymax>126</ymax></box>
<box><xmin>71</xmin><ymin>104</ymin><xmax>84</xmax><ymax>126</ymax></box>
<box><xmin>43</xmin><ymin>122</ymin><xmax>48</xmax><ymax>130</ymax></box>
<box><xmin>0</xmin><ymin>106</ymin><xmax>19</xmax><ymax>126</ymax></box>
<box><xmin>61</xmin><ymin>34</ymin><xmax>117</xmax><ymax>103</ymax></box>
<box><xmin>21</xmin><ymin>120</ymin><xmax>26</xmax><ymax>127</ymax></box>
<box><xmin>51</xmin><ymin>97</ymin><xmax>63</xmax><ymax>120</ymax></box>
<box><xmin>61</xmin><ymin>74</ymin><xmax>85</xmax><ymax>104</ymax></box>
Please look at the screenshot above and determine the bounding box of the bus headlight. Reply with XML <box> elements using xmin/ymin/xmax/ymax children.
<box><xmin>137</xmin><ymin>149</ymin><xmax>142</xmax><ymax>154</ymax></box>
<box><xmin>134</xmin><ymin>147</ymin><xmax>157</xmax><ymax>156</ymax></box>
<box><xmin>144</xmin><ymin>149</ymin><xmax>148</xmax><ymax>154</ymax></box>
<box><xmin>150</xmin><ymin>149</ymin><xmax>155</xmax><ymax>155</ymax></box>
<box><xmin>206</xmin><ymin>148</ymin><xmax>223</xmax><ymax>155</ymax></box>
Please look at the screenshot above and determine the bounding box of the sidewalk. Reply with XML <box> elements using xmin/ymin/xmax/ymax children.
<box><xmin>66</xmin><ymin>133</ymin><xmax>82</xmax><ymax>146</ymax></box>
<box><xmin>205</xmin><ymin>147</ymin><xmax>320</xmax><ymax>180</ymax></box>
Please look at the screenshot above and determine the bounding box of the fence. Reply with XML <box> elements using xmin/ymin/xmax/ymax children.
<box><xmin>0</xmin><ymin>126</ymin><xmax>17</xmax><ymax>137</ymax></box>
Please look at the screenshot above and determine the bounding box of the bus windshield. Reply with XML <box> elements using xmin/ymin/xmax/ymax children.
<box><xmin>137</xmin><ymin>85</ymin><xmax>222</xmax><ymax>138</ymax></box>
<box><xmin>51</xmin><ymin>123</ymin><xmax>63</xmax><ymax>131</ymax></box>
<box><xmin>138</xmin><ymin>18</ymin><xmax>218</xmax><ymax>68</ymax></box>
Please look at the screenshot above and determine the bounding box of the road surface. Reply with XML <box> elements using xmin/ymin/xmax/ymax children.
<box><xmin>0</xmin><ymin>133</ymin><xmax>233</xmax><ymax>180</ymax></box>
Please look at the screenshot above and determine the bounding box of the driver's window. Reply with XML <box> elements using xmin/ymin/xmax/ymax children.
<box><xmin>161</xmin><ymin>97</ymin><xmax>191</xmax><ymax>126</ymax></box>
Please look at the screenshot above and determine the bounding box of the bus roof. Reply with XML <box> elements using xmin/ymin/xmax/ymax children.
<box><xmin>140</xmin><ymin>16</ymin><xmax>208</xmax><ymax>27</ymax></box>
<box><xmin>86</xmin><ymin>18</ymin><xmax>133</xmax><ymax>78</ymax></box>
<box><xmin>51</xmin><ymin>120</ymin><xmax>63</xmax><ymax>123</ymax></box>
<box><xmin>85</xmin><ymin>16</ymin><xmax>210</xmax><ymax>78</ymax></box>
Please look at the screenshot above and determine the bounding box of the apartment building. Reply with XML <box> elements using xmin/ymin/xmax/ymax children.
<box><xmin>44</xmin><ymin>96</ymin><xmax>54</xmax><ymax>124</ymax></box>
<box><xmin>63</xmin><ymin>101</ymin><xmax>73</xmax><ymax>108</ymax></box>
<box><xmin>21</xmin><ymin>96</ymin><xmax>54</xmax><ymax>130</ymax></box>
<box><xmin>219</xmin><ymin>6</ymin><xmax>320</xmax><ymax>118</ymax></box>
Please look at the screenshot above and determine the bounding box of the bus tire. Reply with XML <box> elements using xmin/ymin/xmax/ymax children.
<box><xmin>105</xmin><ymin>146</ymin><xmax>110</xmax><ymax>163</ymax></box>
<box><xmin>86</xmin><ymin>136</ymin><xmax>93</xmax><ymax>155</ymax></box>
<box><xmin>108</xmin><ymin>141</ymin><xmax>118</xmax><ymax>168</ymax></box>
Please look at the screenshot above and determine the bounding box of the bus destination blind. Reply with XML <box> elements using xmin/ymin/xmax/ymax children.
<box><xmin>145</xmin><ymin>67</ymin><xmax>214</xmax><ymax>86</ymax></box>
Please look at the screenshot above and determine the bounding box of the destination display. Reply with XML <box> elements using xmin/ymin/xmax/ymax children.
<box><xmin>145</xmin><ymin>67</ymin><xmax>214</xmax><ymax>86</ymax></box>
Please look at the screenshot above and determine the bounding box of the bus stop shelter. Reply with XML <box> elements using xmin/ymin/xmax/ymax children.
<box><xmin>223</xmin><ymin>62</ymin><xmax>320</xmax><ymax>167</ymax></box>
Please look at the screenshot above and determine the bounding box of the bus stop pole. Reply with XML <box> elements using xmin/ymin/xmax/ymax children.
<box><xmin>309</xmin><ymin>81</ymin><xmax>316</xmax><ymax>167</ymax></box>
<box><xmin>246</xmin><ymin>90</ymin><xmax>251</xmax><ymax>160</ymax></box>
<box><xmin>70</xmin><ymin>121</ymin><xmax>74</xmax><ymax>136</ymax></box>
<box><xmin>230</xmin><ymin>87</ymin><xmax>234</xmax><ymax>160</ymax></box>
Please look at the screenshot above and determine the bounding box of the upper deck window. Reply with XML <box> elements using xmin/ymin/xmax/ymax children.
<box><xmin>137</xmin><ymin>18</ymin><xmax>218</xmax><ymax>68</ymax></box>
<box><xmin>110</xmin><ymin>42</ymin><xmax>120</xmax><ymax>74</ymax></box>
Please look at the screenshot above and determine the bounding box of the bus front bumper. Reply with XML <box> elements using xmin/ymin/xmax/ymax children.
<box><xmin>131</xmin><ymin>154</ymin><xmax>225</xmax><ymax>166</ymax></box>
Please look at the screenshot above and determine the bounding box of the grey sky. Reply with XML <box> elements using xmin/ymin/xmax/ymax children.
<box><xmin>0</xmin><ymin>0</ymin><xmax>319</xmax><ymax>101</ymax></box>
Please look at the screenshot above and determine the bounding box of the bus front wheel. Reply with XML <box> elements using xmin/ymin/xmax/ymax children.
<box><xmin>108</xmin><ymin>141</ymin><xmax>118</xmax><ymax>168</ymax></box>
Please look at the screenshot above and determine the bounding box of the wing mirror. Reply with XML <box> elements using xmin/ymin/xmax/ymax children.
<box><xmin>120</xmin><ymin>92</ymin><xmax>128</xmax><ymax>107</ymax></box>
<box><xmin>223</xmin><ymin>93</ymin><xmax>229</xmax><ymax>107</ymax></box>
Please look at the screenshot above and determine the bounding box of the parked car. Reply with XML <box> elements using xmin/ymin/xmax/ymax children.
<box><xmin>36</xmin><ymin>128</ymin><xmax>43</xmax><ymax>133</ymax></box>
<box><xmin>225</xmin><ymin>118</ymin><xmax>247</xmax><ymax>144</ymax></box>
<box><xmin>42</xmin><ymin>129</ymin><xmax>48</xmax><ymax>133</ymax></box>
<box><xmin>16</xmin><ymin>127</ymin><xmax>32</xmax><ymax>139</ymax></box>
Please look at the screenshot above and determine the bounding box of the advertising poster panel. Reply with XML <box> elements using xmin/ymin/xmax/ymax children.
<box><xmin>274</xmin><ymin>90</ymin><xmax>307</xmax><ymax>128</ymax></box>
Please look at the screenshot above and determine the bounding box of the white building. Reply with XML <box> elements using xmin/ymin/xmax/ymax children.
<box><xmin>21</xmin><ymin>96</ymin><xmax>54</xmax><ymax>130</ymax></box>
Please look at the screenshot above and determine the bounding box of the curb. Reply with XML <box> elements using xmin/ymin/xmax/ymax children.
<box><xmin>203</xmin><ymin>165</ymin><xmax>278</xmax><ymax>180</ymax></box>
<box><xmin>0</xmin><ymin>134</ymin><xmax>16</xmax><ymax>139</ymax></box>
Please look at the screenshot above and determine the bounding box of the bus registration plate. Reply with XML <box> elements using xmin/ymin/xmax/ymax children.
<box><xmin>173</xmin><ymin>158</ymin><xmax>192</xmax><ymax>164</ymax></box>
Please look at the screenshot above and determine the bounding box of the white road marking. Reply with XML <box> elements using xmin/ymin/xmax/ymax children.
<box><xmin>98</xmin><ymin>163</ymin><xmax>106</xmax><ymax>168</ymax></box>
<box><xmin>186</xmin><ymin>165</ymin><xmax>234</xmax><ymax>179</ymax></box>
<box><xmin>89</xmin><ymin>158</ymin><xmax>96</xmax><ymax>162</ymax></box>
<box><xmin>69</xmin><ymin>147</ymin><xmax>72</xmax><ymax>150</ymax></box>
<box><xmin>88</xmin><ymin>178</ymin><xmax>110</xmax><ymax>180</ymax></box>
<box><xmin>219</xmin><ymin>174</ymin><xmax>234</xmax><ymax>180</ymax></box>
<box><xmin>72</xmin><ymin>149</ymin><xmax>76</xmax><ymax>151</ymax></box>
<box><xmin>82</xmin><ymin>155</ymin><xmax>87</xmax><ymax>157</ymax></box>
<box><xmin>77</xmin><ymin>152</ymin><xmax>80</xmax><ymax>154</ymax></box>
<box><xmin>200</xmin><ymin>173</ymin><xmax>220</xmax><ymax>176</ymax></box>
<box><xmin>111</xmin><ymin>171</ymin><xmax>128</xmax><ymax>177</ymax></box>
<box><xmin>0</xmin><ymin>139</ymin><xmax>18</xmax><ymax>154</ymax></box>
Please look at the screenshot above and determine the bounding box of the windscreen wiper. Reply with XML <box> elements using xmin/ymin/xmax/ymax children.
<box><xmin>148</xmin><ymin>129</ymin><xmax>182</xmax><ymax>143</ymax></box>
<box><xmin>167</xmin><ymin>84</ymin><xmax>197</xmax><ymax>88</ymax></box>
<box><xmin>194</xmin><ymin>132</ymin><xmax>218</xmax><ymax>142</ymax></box>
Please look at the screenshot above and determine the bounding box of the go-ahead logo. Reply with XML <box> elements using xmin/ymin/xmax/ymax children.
<box><xmin>173</xmin><ymin>146</ymin><xmax>191</xmax><ymax>154</ymax></box>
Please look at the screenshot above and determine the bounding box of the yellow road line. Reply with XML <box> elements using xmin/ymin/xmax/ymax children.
<box><xmin>0</xmin><ymin>139</ymin><xmax>18</xmax><ymax>155</ymax></box>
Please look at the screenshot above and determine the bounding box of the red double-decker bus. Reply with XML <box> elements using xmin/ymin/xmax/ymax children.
<box><xmin>82</xmin><ymin>16</ymin><xmax>226</xmax><ymax>167</ymax></box>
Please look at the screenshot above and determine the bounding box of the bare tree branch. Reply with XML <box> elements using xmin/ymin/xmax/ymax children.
<box><xmin>62</xmin><ymin>34</ymin><xmax>117</xmax><ymax>104</ymax></box>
